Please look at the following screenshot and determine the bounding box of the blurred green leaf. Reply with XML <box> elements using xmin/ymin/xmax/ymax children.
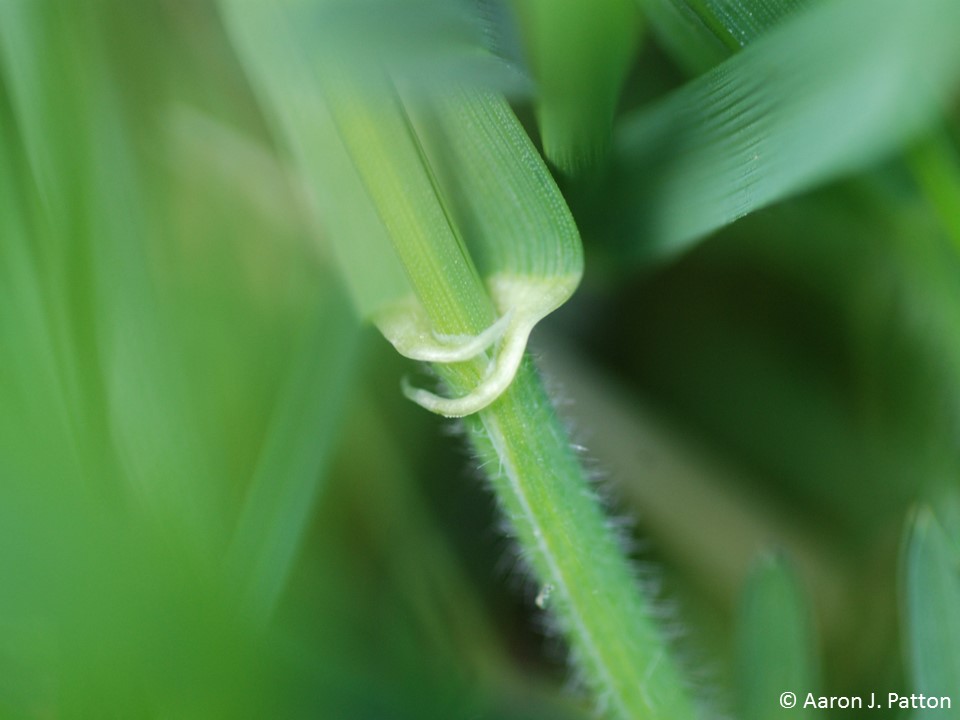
<box><xmin>225</xmin><ymin>289</ymin><xmax>359</xmax><ymax>628</ymax></box>
<box><xmin>292</xmin><ymin>0</ymin><xmax>530</xmax><ymax>96</ymax></box>
<box><xmin>736</xmin><ymin>552</ymin><xmax>819</xmax><ymax>720</ymax></box>
<box><xmin>0</xmin><ymin>0</ymin><xmax>359</xmax><ymax>714</ymax></box>
<box><xmin>221</xmin><ymin>0</ymin><xmax>439</xmax><ymax>323</ymax></box>
<box><xmin>600</xmin><ymin>0</ymin><xmax>960</xmax><ymax>262</ymax></box>
<box><xmin>902</xmin><ymin>507</ymin><xmax>960</xmax><ymax>717</ymax></box>
<box><xmin>908</xmin><ymin>128</ymin><xmax>960</xmax><ymax>253</ymax></box>
<box><xmin>640</xmin><ymin>0</ymin><xmax>808</xmax><ymax>74</ymax></box>
<box><xmin>512</xmin><ymin>0</ymin><xmax>641</xmax><ymax>175</ymax></box>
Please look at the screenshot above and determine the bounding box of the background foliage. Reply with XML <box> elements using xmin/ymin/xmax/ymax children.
<box><xmin>2</xmin><ymin>0</ymin><xmax>960</xmax><ymax>717</ymax></box>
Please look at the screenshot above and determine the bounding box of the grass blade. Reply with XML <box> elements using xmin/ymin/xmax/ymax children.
<box><xmin>908</xmin><ymin>128</ymin><xmax>960</xmax><ymax>254</ymax></box>
<box><xmin>736</xmin><ymin>552</ymin><xmax>819</xmax><ymax>720</ymax></box>
<box><xmin>601</xmin><ymin>0</ymin><xmax>960</xmax><ymax>262</ymax></box>
<box><xmin>640</xmin><ymin>0</ymin><xmax>808</xmax><ymax>73</ymax></box>
<box><xmin>225</xmin><ymin>286</ymin><xmax>359</xmax><ymax>627</ymax></box>
<box><xmin>901</xmin><ymin>507</ymin><xmax>960</xmax><ymax>717</ymax></box>
<box><xmin>1</xmin><ymin>2</ymin><xmax>357</xmax><ymax>712</ymax></box>
<box><xmin>512</xmin><ymin>0</ymin><xmax>641</xmax><ymax>175</ymax></box>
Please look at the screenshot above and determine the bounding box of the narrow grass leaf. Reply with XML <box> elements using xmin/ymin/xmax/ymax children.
<box><xmin>902</xmin><ymin>507</ymin><xmax>960</xmax><ymax>716</ymax></box>
<box><xmin>603</xmin><ymin>0</ymin><xmax>960</xmax><ymax>262</ymax></box>
<box><xmin>908</xmin><ymin>129</ymin><xmax>960</xmax><ymax>255</ymax></box>
<box><xmin>219</xmin><ymin>2</ymin><xmax>409</xmax><ymax>323</ymax></box>
<box><xmin>640</xmin><ymin>0</ymin><xmax>808</xmax><ymax>73</ymax></box>
<box><xmin>315</xmin><ymin>84</ymin><xmax>583</xmax><ymax>419</ymax></box>
<box><xmin>288</xmin><ymin>0</ymin><xmax>529</xmax><ymax>97</ymax></box>
<box><xmin>2</xmin><ymin>2</ymin><xmax>355</xmax><ymax>712</ymax></box>
<box><xmin>511</xmin><ymin>0</ymin><xmax>641</xmax><ymax>175</ymax></box>
<box><xmin>2</xmin><ymin>0</ymin><xmax>243</xmax><ymax>541</ymax></box>
<box><xmin>225</xmin><ymin>285</ymin><xmax>358</xmax><ymax>627</ymax></box>
<box><xmin>736</xmin><ymin>552</ymin><xmax>819</xmax><ymax>720</ymax></box>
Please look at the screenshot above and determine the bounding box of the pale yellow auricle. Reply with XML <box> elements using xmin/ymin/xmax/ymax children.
<box><xmin>377</xmin><ymin>272</ymin><xmax>580</xmax><ymax>418</ymax></box>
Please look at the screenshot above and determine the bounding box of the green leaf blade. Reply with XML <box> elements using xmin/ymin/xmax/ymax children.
<box><xmin>513</xmin><ymin>0</ymin><xmax>642</xmax><ymax>175</ymax></box>
<box><xmin>605</xmin><ymin>0</ymin><xmax>960</xmax><ymax>262</ymax></box>
<box><xmin>640</xmin><ymin>0</ymin><xmax>809</xmax><ymax>74</ymax></box>
<box><xmin>736</xmin><ymin>552</ymin><xmax>819</xmax><ymax>720</ymax></box>
<box><xmin>225</xmin><ymin>285</ymin><xmax>360</xmax><ymax>627</ymax></box>
<box><xmin>902</xmin><ymin>507</ymin><xmax>960</xmax><ymax>717</ymax></box>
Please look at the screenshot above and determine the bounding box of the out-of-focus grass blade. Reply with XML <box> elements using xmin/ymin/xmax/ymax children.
<box><xmin>225</xmin><ymin>286</ymin><xmax>358</xmax><ymax>628</ymax></box>
<box><xmin>909</xmin><ymin>128</ymin><xmax>960</xmax><ymax>254</ymax></box>
<box><xmin>736</xmin><ymin>552</ymin><xmax>819</xmax><ymax>720</ymax></box>
<box><xmin>0</xmin><ymin>2</ymin><xmax>116</xmax><ymax>490</ymax></box>
<box><xmin>511</xmin><ymin>0</ymin><xmax>641</xmax><ymax>175</ymax></box>
<box><xmin>601</xmin><ymin>0</ymin><xmax>960</xmax><ymax>262</ymax></box>
<box><xmin>0</xmin><ymin>44</ymin><xmax>86</xmax><ymax>652</ymax></box>
<box><xmin>640</xmin><ymin>0</ymin><xmax>808</xmax><ymax>74</ymax></box>
<box><xmin>164</xmin><ymin>108</ymin><xmax>363</xmax><ymax>621</ymax></box>
<box><xmin>280</xmin><ymin>391</ymin><xmax>592</xmax><ymax>720</ymax></box>
<box><xmin>3</xmin><ymin>0</ymin><xmax>237</xmax><ymax>542</ymax></box>
<box><xmin>902</xmin><ymin>507</ymin><xmax>960</xmax><ymax>716</ymax></box>
<box><xmin>301</xmin><ymin>0</ymin><xmax>529</xmax><ymax>94</ymax></box>
<box><xmin>220</xmin><ymin>1</ymin><xmax>419</xmax><ymax>324</ymax></box>
<box><xmin>2</xmin><ymin>0</ymin><xmax>360</xmax><ymax>712</ymax></box>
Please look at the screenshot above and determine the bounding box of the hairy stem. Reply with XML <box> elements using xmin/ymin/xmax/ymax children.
<box><xmin>464</xmin><ymin>359</ymin><xmax>697</xmax><ymax>718</ymax></box>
